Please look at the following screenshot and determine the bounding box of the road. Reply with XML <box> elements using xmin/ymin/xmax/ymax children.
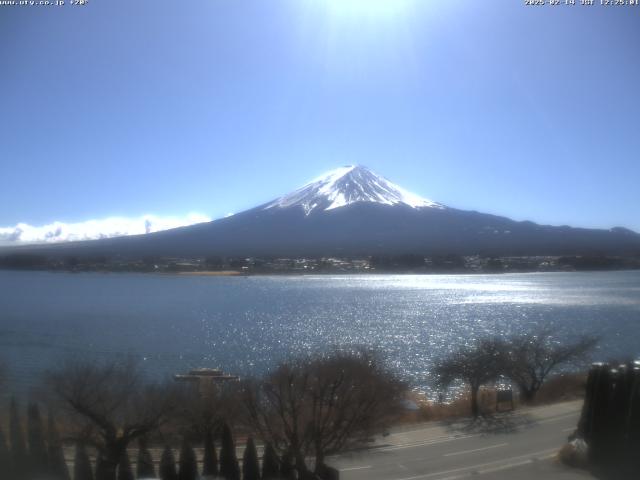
<box><xmin>328</xmin><ymin>400</ymin><xmax>592</xmax><ymax>480</ymax></box>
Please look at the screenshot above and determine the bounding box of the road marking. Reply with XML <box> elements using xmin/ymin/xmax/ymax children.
<box><xmin>455</xmin><ymin>453</ymin><xmax>557</xmax><ymax>479</ymax></box>
<box><xmin>377</xmin><ymin>434</ymin><xmax>479</xmax><ymax>452</ymax></box>
<box><xmin>536</xmin><ymin>412</ymin><xmax>579</xmax><ymax>424</ymax></box>
<box><xmin>388</xmin><ymin>425</ymin><xmax>451</xmax><ymax>435</ymax></box>
<box><xmin>391</xmin><ymin>448</ymin><xmax>558</xmax><ymax>480</ymax></box>
<box><xmin>339</xmin><ymin>465</ymin><xmax>372</xmax><ymax>471</ymax></box>
<box><xmin>562</xmin><ymin>426</ymin><xmax>575</xmax><ymax>432</ymax></box>
<box><xmin>442</xmin><ymin>442</ymin><xmax>508</xmax><ymax>457</ymax></box>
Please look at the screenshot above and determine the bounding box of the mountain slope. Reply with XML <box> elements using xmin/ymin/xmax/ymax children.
<box><xmin>3</xmin><ymin>166</ymin><xmax>640</xmax><ymax>259</ymax></box>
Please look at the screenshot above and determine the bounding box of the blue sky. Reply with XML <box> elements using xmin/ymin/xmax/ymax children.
<box><xmin>1</xmin><ymin>0</ymin><xmax>639</xmax><ymax>242</ymax></box>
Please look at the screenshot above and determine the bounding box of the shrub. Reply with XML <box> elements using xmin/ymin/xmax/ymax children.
<box><xmin>280</xmin><ymin>450</ymin><xmax>295</xmax><ymax>480</ymax></box>
<box><xmin>261</xmin><ymin>443</ymin><xmax>280</xmax><ymax>480</ymax></box>
<box><xmin>219</xmin><ymin>424</ymin><xmax>240</xmax><ymax>480</ymax></box>
<box><xmin>242</xmin><ymin>437</ymin><xmax>260</xmax><ymax>480</ymax></box>
<box><xmin>95</xmin><ymin>452</ymin><xmax>110</xmax><ymax>480</ymax></box>
<box><xmin>159</xmin><ymin>446</ymin><xmax>178</xmax><ymax>480</ymax></box>
<box><xmin>117</xmin><ymin>450</ymin><xmax>135</xmax><ymax>480</ymax></box>
<box><xmin>178</xmin><ymin>440</ymin><xmax>198</xmax><ymax>480</ymax></box>
<box><xmin>202</xmin><ymin>429</ymin><xmax>219</xmax><ymax>477</ymax></box>
<box><xmin>74</xmin><ymin>443</ymin><xmax>94</xmax><ymax>480</ymax></box>
<box><xmin>136</xmin><ymin>438</ymin><xmax>156</xmax><ymax>479</ymax></box>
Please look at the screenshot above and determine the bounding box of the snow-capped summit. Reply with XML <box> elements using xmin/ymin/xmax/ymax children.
<box><xmin>264</xmin><ymin>165</ymin><xmax>444</xmax><ymax>215</ymax></box>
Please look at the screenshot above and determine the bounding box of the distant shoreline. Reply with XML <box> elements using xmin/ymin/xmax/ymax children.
<box><xmin>2</xmin><ymin>252</ymin><xmax>640</xmax><ymax>276</ymax></box>
<box><xmin>171</xmin><ymin>268</ymin><xmax>640</xmax><ymax>277</ymax></box>
<box><xmin>177</xmin><ymin>270</ymin><xmax>244</xmax><ymax>276</ymax></box>
<box><xmin>1</xmin><ymin>266</ymin><xmax>640</xmax><ymax>277</ymax></box>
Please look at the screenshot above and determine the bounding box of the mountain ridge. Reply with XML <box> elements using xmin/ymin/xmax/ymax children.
<box><xmin>1</xmin><ymin>166</ymin><xmax>639</xmax><ymax>259</ymax></box>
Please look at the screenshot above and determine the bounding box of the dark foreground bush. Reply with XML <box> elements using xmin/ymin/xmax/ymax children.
<box><xmin>261</xmin><ymin>443</ymin><xmax>280</xmax><ymax>480</ymax></box>
<box><xmin>178</xmin><ymin>440</ymin><xmax>198</xmax><ymax>480</ymax></box>
<box><xmin>74</xmin><ymin>443</ymin><xmax>94</xmax><ymax>480</ymax></box>
<box><xmin>159</xmin><ymin>446</ymin><xmax>178</xmax><ymax>480</ymax></box>
<box><xmin>242</xmin><ymin>437</ymin><xmax>260</xmax><ymax>480</ymax></box>
<box><xmin>202</xmin><ymin>430</ymin><xmax>218</xmax><ymax>477</ymax></box>
<box><xmin>137</xmin><ymin>438</ymin><xmax>156</xmax><ymax>479</ymax></box>
<box><xmin>219</xmin><ymin>424</ymin><xmax>240</xmax><ymax>480</ymax></box>
<box><xmin>117</xmin><ymin>450</ymin><xmax>134</xmax><ymax>480</ymax></box>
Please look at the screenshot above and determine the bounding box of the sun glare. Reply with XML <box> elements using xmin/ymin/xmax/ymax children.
<box><xmin>320</xmin><ymin>0</ymin><xmax>414</xmax><ymax>19</ymax></box>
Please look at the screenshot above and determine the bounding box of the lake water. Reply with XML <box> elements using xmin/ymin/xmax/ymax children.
<box><xmin>1</xmin><ymin>270</ymin><xmax>639</xmax><ymax>397</ymax></box>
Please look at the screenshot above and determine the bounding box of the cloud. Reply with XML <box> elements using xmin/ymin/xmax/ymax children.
<box><xmin>0</xmin><ymin>213</ymin><xmax>211</xmax><ymax>246</ymax></box>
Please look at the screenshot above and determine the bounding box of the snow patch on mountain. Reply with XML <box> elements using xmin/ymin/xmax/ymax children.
<box><xmin>264</xmin><ymin>165</ymin><xmax>444</xmax><ymax>215</ymax></box>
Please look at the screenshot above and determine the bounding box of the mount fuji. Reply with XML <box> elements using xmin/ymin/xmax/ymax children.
<box><xmin>5</xmin><ymin>165</ymin><xmax>640</xmax><ymax>259</ymax></box>
<box><xmin>263</xmin><ymin>165</ymin><xmax>444</xmax><ymax>214</ymax></box>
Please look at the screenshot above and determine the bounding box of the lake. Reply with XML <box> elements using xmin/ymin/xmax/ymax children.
<box><xmin>1</xmin><ymin>270</ymin><xmax>639</xmax><ymax>397</ymax></box>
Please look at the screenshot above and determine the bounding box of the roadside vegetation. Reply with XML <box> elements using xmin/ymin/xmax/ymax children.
<box><xmin>433</xmin><ymin>330</ymin><xmax>597</xmax><ymax>418</ymax></box>
<box><xmin>0</xmin><ymin>351</ymin><xmax>403</xmax><ymax>480</ymax></box>
<box><xmin>0</xmin><ymin>331</ymin><xmax>597</xmax><ymax>480</ymax></box>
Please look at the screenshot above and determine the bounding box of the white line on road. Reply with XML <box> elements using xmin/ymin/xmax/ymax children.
<box><xmin>474</xmin><ymin>453</ymin><xmax>556</xmax><ymax>477</ymax></box>
<box><xmin>442</xmin><ymin>442</ymin><xmax>508</xmax><ymax>457</ymax></box>
<box><xmin>435</xmin><ymin>453</ymin><xmax>558</xmax><ymax>480</ymax></box>
<box><xmin>339</xmin><ymin>465</ymin><xmax>372</xmax><ymax>472</ymax></box>
<box><xmin>391</xmin><ymin>448</ymin><xmax>559</xmax><ymax>480</ymax></box>
<box><xmin>536</xmin><ymin>412</ymin><xmax>579</xmax><ymax>425</ymax></box>
<box><xmin>377</xmin><ymin>433</ymin><xmax>479</xmax><ymax>452</ymax></box>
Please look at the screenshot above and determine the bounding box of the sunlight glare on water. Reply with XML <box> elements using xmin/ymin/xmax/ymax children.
<box><xmin>0</xmin><ymin>270</ymin><xmax>639</xmax><ymax>397</ymax></box>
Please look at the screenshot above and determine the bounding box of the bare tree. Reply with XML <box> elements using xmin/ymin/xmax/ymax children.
<box><xmin>242</xmin><ymin>351</ymin><xmax>406</xmax><ymax>479</ymax></box>
<box><xmin>434</xmin><ymin>339</ymin><xmax>503</xmax><ymax>418</ymax></box>
<box><xmin>501</xmin><ymin>330</ymin><xmax>598</xmax><ymax>403</ymax></box>
<box><xmin>47</xmin><ymin>359</ymin><xmax>179</xmax><ymax>480</ymax></box>
<box><xmin>173</xmin><ymin>379</ymin><xmax>241</xmax><ymax>440</ymax></box>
